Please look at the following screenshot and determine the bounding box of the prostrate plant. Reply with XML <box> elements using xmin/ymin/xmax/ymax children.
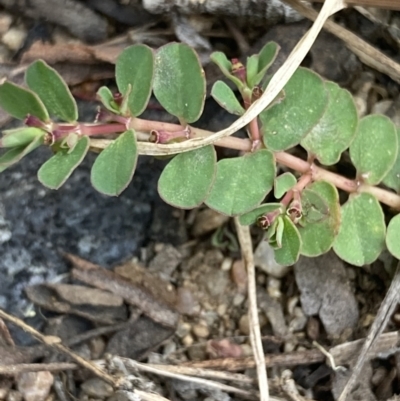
<box><xmin>1</xmin><ymin>42</ymin><xmax>400</xmax><ymax>267</ymax></box>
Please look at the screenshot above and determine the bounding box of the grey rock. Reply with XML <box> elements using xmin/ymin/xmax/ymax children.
<box><xmin>294</xmin><ymin>251</ymin><xmax>359</xmax><ymax>337</ymax></box>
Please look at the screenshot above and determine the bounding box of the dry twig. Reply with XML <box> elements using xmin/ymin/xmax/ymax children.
<box><xmin>283</xmin><ymin>0</ymin><xmax>400</xmax><ymax>83</ymax></box>
<box><xmin>0</xmin><ymin>362</ymin><xmax>77</xmax><ymax>376</ymax></box>
<box><xmin>119</xmin><ymin>357</ymin><xmax>257</xmax><ymax>399</ymax></box>
<box><xmin>234</xmin><ymin>218</ymin><xmax>269</xmax><ymax>400</ymax></box>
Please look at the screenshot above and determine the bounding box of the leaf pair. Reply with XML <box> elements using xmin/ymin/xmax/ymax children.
<box><xmin>103</xmin><ymin>43</ymin><xmax>207</xmax><ymax>124</ymax></box>
<box><xmin>98</xmin><ymin>44</ymin><xmax>154</xmax><ymax>117</ymax></box>
<box><xmin>0</xmin><ymin>60</ymin><xmax>78</xmax><ymax>123</ymax></box>
<box><xmin>158</xmin><ymin>148</ymin><xmax>276</xmax><ymax>215</ymax></box>
<box><xmin>210</xmin><ymin>42</ymin><xmax>279</xmax><ymax>116</ymax></box>
<box><xmin>39</xmin><ymin>130</ymin><xmax>138</xmax><ymax>196</ymax></box>
<box><xmin>260</xmin><ymin>69</ymin><xmax>360</xmax><ymax>167</ymax></box>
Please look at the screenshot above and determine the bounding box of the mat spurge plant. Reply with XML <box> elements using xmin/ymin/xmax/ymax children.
<box><xmin>1</xmin><ymin>42</ymin><xmax>400</xmax><ymax>267</ymax></box>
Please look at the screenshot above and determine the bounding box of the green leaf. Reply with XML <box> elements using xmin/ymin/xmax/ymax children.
<box><xmin>257</xmin><ymin>42</ymin><xmax>279</xmax><ymax>77</ymax></box>
<box><xmin>382</xmin><ymin>127</ymin><xmax>400</xmax><ymax>193</ymax></box>
<box><xmin>273</xmin><ymin>216</ymin><xmax>302</xmax><ymax>266</ymax></box>
<box><xmin>116</xmin><ymin>44</ymin><xmax>154</xmax><ymax>117</ymax></box>
<box><xmin>261</xmin><ymin>68</ymin><xmax>328</xmax><ymax>151</ymax></box>
<box><xmin>153</xmin><ymin>43</ymin><xmax>206</xmax><ymax>123</ymax></box>
<box><xmin>298</xmin><ymin>181</ymin><xmax>341</xmax><ymax>257</ymax></box>
<box><xmin>0</xmin><ymin>133</ymin><xmax>44</xmax><ymax>172</ymax></box>
<box><xmin>350</xmin><ymin>115</ymin><xmax>397</xmax><ymax>185</ymax></box>
<box><xmin>205</xmin><ymin>149</ymin><xmax>275</xmax><ymax>216</ymax></box>
<box><xmin>300</xmin><ymin>188</ymin><xmax>330</xmax><ymax>224</ymax></box>
<box><xmin>37</xmin><ymin>136</ymin><xmax>90</xmax><ymax>189</ymax></box>
<box><xmin>247</xmin><ymin>42</ymin><xmax>279</xmax><ymax>88</ymax></box>
<box><xmin>26</xmin><ymin>60</ymin><xmax>77</xmax><ymax>122</ymax></box>
<box><xmin>97</xmin><ymin>86</ymin><xmax>120</xmax><ymax>114</ymax></box>
<box><xmin>274</xmin><ymin>172</ymin><xmax>297</xmax><ymax>199</ymax></box>
<box><xmin>301</xmin><ymin>82</ymin><xmax>358</xmax><ymax>165</ymax></box>
<box><xmin>333</xmin><ymin>193</ymin><xmax>385</xmax><ymax>266</ymax></box>
<box><xmin>0</xmin><ymin>81</ymin><xmax>49</xmax><ymax>121</ymax></box>
<box><xmin>1</xmin><ymin>127</ymin><xmax>45</xmax><ymax>148</ymax></box>
<box><xmin>210</xmin><ymin>52</ymin><xmax>243</xmax><ymax>90</ymax></box>
<box><xmin>386</xmin><ymin>214</ymin><xmax>400</xmax><ymax>259</ymax></box>
<box><xmin>211</xmin><ymin>81</ymin><xmax>244</xmax><ymax>116</ymax></box>
<box><xmin>246</xmin><ymin>55</ymin><xmax>259</xmax><ymax>88</ymax></box>
<box><xmin>158</xmin><ymin>145</ymin><xmax>216</xmax><ymax>209</ymax></box>
<box><xmin>91</xmin><ymin>130</ymin><xmax>138</xmax><ymax>196</ymax></box>
<box><xmin>239</xmin><ymin>202</ymin><xmax>282</xmax><ymax>226</ymax></box>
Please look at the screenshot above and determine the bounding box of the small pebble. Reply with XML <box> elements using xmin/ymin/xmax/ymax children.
<box><xmin>182</xmin><ymin>334</ymin><xmax>194</xmax><ymax>347</ymax></box>
<box><xmin>239</xmin><ymin>314</ymin><xmax>250</xmax><ymax>335</ymax></box>
<box><xmin>176</xmin><ymin>322</ymin><xmax>191</xmax><ymax>338</ymax></box>
<box><xmin>81</xmin><ymin>378</ymin><xmax>113</xmax><ymax>398</ymax></box>
<box><xmin>220</xmin><ymin>257</ymin><xmax>232</xmax><ymax>271</ymax></box>
<box><xmin>191</xmin><ymin>208</ymin><xmax>229</xmax><ymax>236</ymax></box>
<box><xmin>176</xmin><ymin>287</ymin><xmax>200</xmax><ymax>316</ymax></box>
<box><xmin>217</xmin><ymin>304</ymin><xmax>227</xmax><ymax>316</ymax></box>
<box><xmin>287</xmin><ymin>296</ymin><xmax>299</xmax><ymax>316</ymax></box>
<box><xmin>2</xmin><ymin>26</ymin><xmax>27</xmax><ymax>51</ymax></box>
<box><xmin>163</xmin><ymin>341</ymin><xmax>177</xmax><ymax>356</ymax></box>
<box><xmin>192</xmin><ymin>323</ymin><xmax>210</xmax><ymax>338</ymax></box>
<box><xmin>231</xmin><ymin>260</ymin><xmax>247</xmax><ymax>293</ymax></box>
<box><xmin>233</xmin><ymin>293</ymin><xmax>246</xmax><ymax>306</ymax></box>
<box><xmin>17</xmin><ymin>372</ymin><xmax>54</xmax><ymax>401</ymax></box>
<box><xmin>254</xmin><ymin>241</ymin><xmax>289</xmax><ymax>278</ymax></box>
<box><xmin>284</xmin><ymin>339</ymin><xmax>297</xmax><ymax>353</ymax></box>
<box><xmin>267</xmin><ymin>278</ymin><xmax>282</xmax><ymax>299</ymax></box>
<box><xmin>289</xmin><ymin>307</ymin><xmax>307</xmax><ymax>332</ymax></box>
<box><xmin>0</xmin><ymin>13</ymin><xmax>12</xmax><ymax>36</ymax></box>
<box><xmin>241</xmin><ymin>344</ymin><xmax>253</xmax><ymax>357</ymax></box>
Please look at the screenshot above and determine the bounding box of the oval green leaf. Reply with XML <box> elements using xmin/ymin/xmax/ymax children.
<box><xmin>333</xmin><ymin>193</ymin><xmax>385</xmax><ymax>266</ymax></box>
<box><xmin>116</xmin><ymin>44</ymin><xmax>154</xmax><ymax>117</ymax></box>
<box><xmin>153</xmin><ymin>43</ymin><xmax>206</xmax><ymax>123</ymax></box>
<box><xmin>261</xmin><ymin>68</ymin><xmax>328</xmax><ymax>151</ymax></box>
<box><xmin>26</xmin><ymin>60</ymin><xmax>77</xmax><ymax>122</ymax></box>
<box><xmin>0</xmin><ymin>132</ymin><xmax>44</xmax><ymax>172</ymax></box>
<box><xmin>211</xmin><ymin>81</ymin><xmax>244</xmax><ymax>116</ymax></box>
<box><xmin>298</xmin><ymin>181</ymin><xmax>341</xmax><ymax>257</ymax></box>
<box><xmin>210</xmin><ymin>52</ymin><xmax>243</xmax><ymax>90</ymax></box>
<box><xmin>386</xmin><ymin>214</ymin><xmax>400</xmax><ymax>259</ymax></box>
<box><xmin>205</xmin><ymin>149</ymin><xmax>276</xmax><ymax>216</ymax></box>
<box><xmin>239</xmin><ymin>202</ymin><xmax>283</xmax><ymax>226</ymax></box>
<box><xmin>97</xmin><ymin>86</ymin><xmax>120</xmax><ymax>114</ymax></box>
<box><xmin>0</xmin><ymin>81</ymin><xmax>49</xmax><ymax>122</ymax></box>
<box><xmin>274</xmin><ymin>172</ymin><xmax>297</xmax><ymax>199</ymax></box>
<box><xmin>1</xmin><ymin>127</ymin><xmax>45</xmax><ymax>148</ymax></box>
<box><xmin>382</xmin><ymin>127</ymin><xmax>400</xmax><ymax>193</ymax></box>
<box><xmin>158</xmin><ymin>145</ymin><xmax>216</xmax><ymax>209</ymax></box>
<box><xmin>273</xmin><ymin>216</ymin><xmax>302</xmax><ymax>266</ymax></box>
<box><xmin>301</xmin><ymin>82</ymin><xmax>358</xmax><ymax>165</ymax></box>
<box><xmin>350</xmin><ymin>115</ymin><xmax>397</xmax><ymax>185</ymax></box>
<box><xmin>91</xmin><ymin>130</ymin><xmax>138</xmax><ymax>196</ymax></box>
<box><xmin>247</xmin><ymin>42</ymin><xmax>279</xmax><ymax>88</ymax></box>
<box><xmin>38</xmin><ymin>136</ymin><xmax>90</xmax><ymax>189</ymax></box>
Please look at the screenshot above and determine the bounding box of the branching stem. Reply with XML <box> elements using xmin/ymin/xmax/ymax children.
<box><xmin>83</xmin><ymin>117</ymin><xmax>400</xmax><ymax>211</ymax></box>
